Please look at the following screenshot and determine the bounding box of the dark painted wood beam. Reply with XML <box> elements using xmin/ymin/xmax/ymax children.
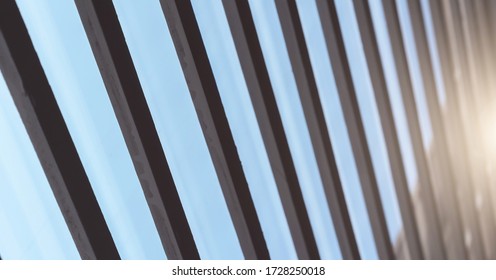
<box><xmin>159</xmin><ymin>0</ymin><xmax>269</xmax><ymax>259</ymax></box>
<box><xmin>223</xmin><ymin>0</ymin><xmax>360</xmax><ymax>260</ymax></box>
<box><xmin>351</xmin><ymin>0</ymin><xmax>427</xmax><ymax>259</ymax></box>
<box><xmin>75</xmin><ymin>0</ymin><xmax>199</xmax><ymax>260</ymax></box>
<box><xmin>0</xmin><ymin>0</ymin><xmax>119</xmax><ymax>260</ymax></box>
<box><xmin>276</xmin><ymin>0</ymin><xmax>393</xmax><ymax>259</ymax></box>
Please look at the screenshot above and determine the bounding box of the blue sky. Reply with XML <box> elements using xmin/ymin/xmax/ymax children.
<box><xmin>0</xmin><ymin>0</ymin><xmax>445</xmax><ymax>260</ymax></box>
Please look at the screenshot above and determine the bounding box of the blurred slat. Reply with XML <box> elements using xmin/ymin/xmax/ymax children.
<box><xmin>275</xmin><ymin>0</ymin><xmax>393</xmax><ymax>259</ymax></box>
<box><xmin>430</xmin><ymin>0</ymin><xmax>485</xmax><ymax>259</ymax></box>
<box><xmin>406</xmin><ymin>0</ymin><xmax>466</xmax><ymax>259</ymax></box>
<box><xmin>223</xmin><ymin>0</ymin><xmax>346</xmax><ymax>260</ymax></box>
<box><xmin>315</xmin><ymin>0</ymin><xmax>395</xmax><ymax>259</ymax></box>
<box><xmin>458</xmin><ymin>0</ymin><xmax>496</xmax><ymax>259</ymax></box>
<box><xmin>351</xmin><ymin>0</ymin><xmax>425</xmax><ymax>259</ymax></box>
<box><xmin>159</xmin><ymin>0</ymin><xmax>269</xmax><ymax>260</ymax></box>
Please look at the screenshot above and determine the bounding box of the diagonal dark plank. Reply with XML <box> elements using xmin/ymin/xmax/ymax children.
<box><xmin>309</xmin><ymin>0</ymin><xmax>394</xmax><ymax>259</ymax></box>
<box><xmin>74</xmin><ymin>0</ymin><xmax>199</xmax><ymax>260</ymax></box>
<box><xmin>159</xmin><ymin>0</ymin><xmax>269</xmax><ymax>259</ymax></box>
<box><xmin>223</xmin><ymin>0</ymin><xmax>360</xmax><ymax>260</ymax></box>
<box><xmin>0</xmin><ymin>0</ymin><xmax>119</xmax><ymax>260</ymax></box>
<box><xmin>350</xmin><ymin>0</ymin><xmax>426</xmax><ymax>259</ymax></box>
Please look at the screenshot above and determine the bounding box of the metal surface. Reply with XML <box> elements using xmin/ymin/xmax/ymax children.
<box><xmin>75</xmin><ymin>0</ymin><xmax>199</xmax><ymax>260</ymax></box>
<box><xmin>222</xmin><ymin>0</ymin><xmax>350</xmax><ymax>260</ymax></box>
<box><xmin>159</xmin><ymin>0</ymin><xmax>269</xmax><ymax>260</ymax></box>
<box><xmin>0</xmin><ymin>0</ymin><xmax>119</xmax><ymax>260</ymax></box>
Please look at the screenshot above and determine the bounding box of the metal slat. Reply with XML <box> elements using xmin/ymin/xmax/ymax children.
<box><xmin>276</xmin><ymin>0</ymin><xmax>393</xmax><ymax>259</ymax></box>
<box><xmin>222</xmin><ymin>0</ymin><xmax>324</xmax><ymax>260</ymax></box>
<box><xmin>351</xmin><ymin>0</ymin><xmax>427</xmax><ymax>259</ymax></box>
<box><xmin>0</xmin><ymin>0</ymin><xmax>119</xmax><ymax>260</ymax></box>
<box><xmin>159</xmin><ymin>0</ymin><xmax>269</xmax><ymax>260</ymax></box>
<box><xmin>74</xmin><ymin>0</ymin><xmax>199</xmax><ymax>260</ymax></box>
<box><xmin>406</xmin><ymin>0</ymin><xmax>468</xmax><ymax>259</ymax></box>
